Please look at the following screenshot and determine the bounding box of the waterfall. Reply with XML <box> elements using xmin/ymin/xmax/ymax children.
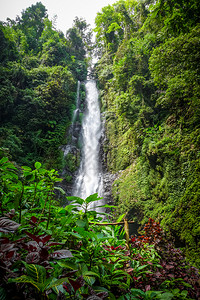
<box><xmin>71</xmin><ymin>80</ymin><xmax>80</xmax><ymax>128</ymax></box>
<box><xmin>71</xmin><ymin>80</ymin><xmax>80</xmax><ymax>145</ymax></box>
<box><xmin>73</xmin><ymin>80</ymin><xmax>103</xmax><ymax>202</ymax></box>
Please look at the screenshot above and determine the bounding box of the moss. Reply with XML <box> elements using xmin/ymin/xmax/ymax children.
<box><xmin>65</xmin><ymin>174</ymin><xmax>72</xmax><ymax>182</ymax></box>
<box><xmin>110</xmin><ymin>124</ymin><xmax>200</xmax><ymax>267</ymax></box>
<box><xmin>64</xmin><ymin>153</ymin><xmax>80</xmax><ymax>173</ymax></box>
<box><xmin>104</xmin><ymin>115</ymin><xmax>136</xmax><ymax>172</ymax></box>
<box><xmin>170</xmin><ymin>176</ymin><xmax>200</xmax><ymax>266</ymax></box>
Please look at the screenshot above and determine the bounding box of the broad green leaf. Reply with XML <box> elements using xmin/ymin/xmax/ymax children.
<box><xmin>64</xmin><ymin>204</ymin><xmax>79</xmax><ymax>213</ymax></box>
<box><xmin>0</xmin><ymin>157</ymin><xmax>8</xmax><ymax>164</ymax></box>
<box><xmin>76</xmin><ymin>219</ymin><xmax>87</xmax><ymax>228</ymax></box>
<box><xmin>96</xmin><ymin>232</ymin><xmax>105</xmax><ymax>240</ymax></box>
<box><xmin>25</xmin><ymin>174</ymin><xmax>35</xmax><ymax>181</ymax></box>
<box><xmin>95</xmin><ymin>204</ymin><xmax>115</xmax><ymax>209</ymax></box>
<box><xmin>67</xmin><ymin>196</ymin><xmax>84</xmax><ymax>205</ymax></box>
<box><xmin>180</xmin><ymin>290</ymin><xmax>188</xmax><ymax>297</ymax></box>
<box><xmin>80</xmin><ymin>263</ymin><xmax>88</xmax><ymax>273</ymax></box>
<box><xmin>93</xmin><ymin>286</ymin><xmax>109</xmax><ymax>293</ymax></box>
<box><xmin>158</xmin><ymin>292</ymin><xmax>174</xmax><ymax>300</ymax></box>
<box><xmin>85</xmin><ymin>193</ymin><xmax>103</xmax><ymax>204</ymax></box>
<box><xmin>34</xmin><ymin>162</ymin><xmax>41</xmax><ymax>169</ymax></box>
<box><xmin>61</xmin><ymin>214</ymin><xmax>74</xmax><ymax>225</ymax></box>
<box><xmin>42</xmin><ymin>277</ymin><xmax>58</xmax><ymax>292</ymax></box>
<box><xmin>137</xmin><ymin>264</ymin><xmax>148</xmax><ymax>271</ymax></box>
<box><xmin>57</xmin><ymin>261</ymin><xmax>78</xmax><ymax>270</ymax></box>
<box><xmin>22</xmin><ymin>166</ymin><xmax>32</xmax><ymax>171</ymax></box>
<box><xmin>83</xmin><ymin>275</ymin><xmax>95</xmax><ymax>285</ymax></box>
<box><xmin>58</xmin><ymin>208</ymin><xmax>66</xmax><ymax>214</ymax></box>
<box><xmin>46</xmin><ymin>277</ymin><xmax>72</xmax><ymax>290</ymax></box>
<box><xmin>82</xmin><ymin>271</ymin><xmax>100</xmax><ymax>278</ymax></box>
<box><xmin>70</xmin><ymin>232</ymin><xmax>83</xmax><ymax>239</ymax></box>
<box><xmin>130</xmin><ymin>289</ymin><xmax>145</xmax><ymax>297</ymax></box>
<box><xmin>8</xmin><ymin>275</ymin><xmax>43</xmax><ymax>291</ymax></box>
<box><xmin>23</xmin><ymin>262</ymin><xmax>46</xmax><ymax>284</ymax></box>
<box><xmin>74</xmin><ymin>227</ymin><xmax>94</xmax><ymax>239</ymax></box>
<box><xmin>146</xmin><ymin>291</ymin><xmax>160</xmax><ymax>297</ymax></box>
<box><xmin>52</xmin><ymin>284</ymin><xmax>65</xmax><ymax>295</ymax></box>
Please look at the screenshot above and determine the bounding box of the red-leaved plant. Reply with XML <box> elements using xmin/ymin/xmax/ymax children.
<box><xmin>130</xmin><ymin>218</ymin><xmax>200</xmax><ymax>299</ymax></box>
<box><xmin>0</xmin><ymin>213</ymin><xmax>73</xmax><ymax>298</ymax></box>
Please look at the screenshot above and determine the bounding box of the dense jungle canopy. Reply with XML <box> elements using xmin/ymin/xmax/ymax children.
<box><xmin>0</xmin><ymin>0</ymin><xmax>200</xmax><ymax>296</ymax></box>
<box><xmin>0</xmin><ymin>2</ymin><xmax>91</xmax><ymax>167</ymax></box>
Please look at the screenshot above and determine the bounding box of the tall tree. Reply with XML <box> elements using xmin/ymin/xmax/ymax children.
<box><xmin>16</xmin><ymin>2</ymin><xmax>48</xmax><ymax>52</ymax></box>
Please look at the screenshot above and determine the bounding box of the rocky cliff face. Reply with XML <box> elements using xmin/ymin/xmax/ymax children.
<box><xmin>100</xmin><ymin>114</ymin><xmax>119</xmax><ymax>207</ymax></box>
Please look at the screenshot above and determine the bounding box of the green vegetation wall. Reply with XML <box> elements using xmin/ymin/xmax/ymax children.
<box><xmin>0</xmin><ymin>2</ymin><xmax>91</xmax><ymax>168</ymax></box>
<box><xmin>95</xmin><ymin>0</ymin><xmax>200</xmax><ymax>266</ymax></box>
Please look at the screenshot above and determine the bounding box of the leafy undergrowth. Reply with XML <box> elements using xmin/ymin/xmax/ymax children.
<box><xmin>0</xmin><ymin>157</ymin><xmax>200</xmax><ymax>299</ymax></box>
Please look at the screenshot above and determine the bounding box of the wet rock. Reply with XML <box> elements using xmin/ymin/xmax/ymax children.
<box><xmin>102</xmin><ymin>172</ymin><xmax>118</xmax><ymax>205</ymax></box>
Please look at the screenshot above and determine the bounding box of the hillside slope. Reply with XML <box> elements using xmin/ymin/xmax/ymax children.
<box><xmin>95</xmin><ymin>0</ymin><xmax>200</xmax><ymax>266</ymax></box>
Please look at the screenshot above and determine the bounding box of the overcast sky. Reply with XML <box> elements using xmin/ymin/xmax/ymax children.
<box><xmin>0</xmin><ymin>0</ymin><xmax>117</xmax><ymax>33</ymax></box>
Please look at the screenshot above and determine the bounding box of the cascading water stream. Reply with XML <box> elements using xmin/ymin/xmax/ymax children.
<box><xmin>73</xmin><ymin>80</ymin><xmax>104</xmax><ymax>205</ymax></box>
<box><xmin>71</xmin><ymin>80</ymin><xmax>80</xmax><ymax>130</ymax></box>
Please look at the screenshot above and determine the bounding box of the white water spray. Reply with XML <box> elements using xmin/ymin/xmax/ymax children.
<box><xmin>73</xmin><ymin>80</ymin><xmax>103</xmax><ymax>200</ymax></box>
<box><xmin>72</xmin><ymin>81</ymin><xmax>80</xmax><ymax>127</ymax></box>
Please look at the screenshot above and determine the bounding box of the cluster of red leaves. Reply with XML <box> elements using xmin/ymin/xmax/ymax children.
<box><xmin>102</xmin><ymin>244</ymin><xmax>128</xmax><ymax>269</ymax></box>
<box><xmin>130</xmin><ymin>218</ymin><xmax>200</xmax><ymax>299</ymax></box>
<box><xmin>103</xmin><ymin>245</ymin><xmax>125</xmax><ymax>252</ymax></box>
<box><xmin>0</xmin><ymin>215</ymin><xmax>72</xmax><ymax>281</ymax></box>
<box><xmin>130</xmin><ymin>218</ymin><xmax>164</xmax><ymax>246</ymax></box>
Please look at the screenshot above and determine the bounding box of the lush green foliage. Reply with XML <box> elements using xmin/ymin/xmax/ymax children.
<box><xmin>0</xmin><ymin>2</ymin><xmax>91</xmax><ymax>168</ymax></box>
<box><xmin>0</xmin><ymin>158</ymin><xmax>199</xmax><ymax>299</ymax></box>
<box><xmin>1</xmin><ymin>0</ymin><xmax>200</xmax><ymax>291</ymax></box>
<box><xmin>95</xmin><ymin>0</ymin><xmax>200</xmax><ymax>266</ymax></box>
